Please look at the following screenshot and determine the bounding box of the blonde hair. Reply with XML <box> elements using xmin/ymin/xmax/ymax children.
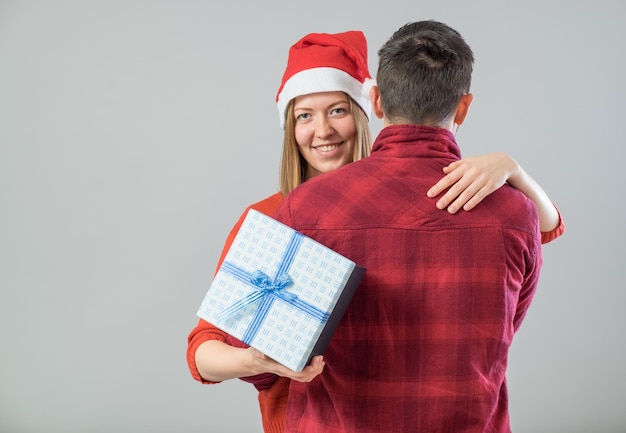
<box><xmin>279</xmin><ymin>95</ymin><xmax>372</xmax><ymax>196</ymax></box>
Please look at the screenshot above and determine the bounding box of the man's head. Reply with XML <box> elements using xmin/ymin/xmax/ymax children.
<box><xmin>372</xmin><ymin>20</ymin><xmax>474</xmax><ymax>130</ymax></box>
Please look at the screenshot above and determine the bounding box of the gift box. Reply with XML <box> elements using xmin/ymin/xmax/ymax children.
<box><xmin>196</xmin><ymin>208</ymin><xmax>365</xmax><ymax>372</ymax></box>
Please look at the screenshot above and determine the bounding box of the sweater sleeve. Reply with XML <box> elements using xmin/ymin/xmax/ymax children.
<box><xmin>540</xmin><ymin>205</ymin><xmax>565</xmax><ymax>244</ymax></box>
<box><xmin>186</xmin><ymin>318</ymin><xmax>229</xmax><ymax>384</ymax></box>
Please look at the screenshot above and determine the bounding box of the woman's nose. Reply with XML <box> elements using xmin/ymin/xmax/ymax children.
<box><xmin>315</xmin><ymin>117</ymin><xmax>334</xmax><ymax>138</ymax></box>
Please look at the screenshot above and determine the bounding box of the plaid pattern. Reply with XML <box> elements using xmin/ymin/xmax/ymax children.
<box><xmin>274</xmin><ymin>125</ymin><xmax>543</xmax><ymax>433</ymax></box>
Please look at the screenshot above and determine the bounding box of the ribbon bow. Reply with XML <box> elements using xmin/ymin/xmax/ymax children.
<box><xmin>215</xmin><ymin>232</ymin><xmax>330</xmax><ymax>345</ymax></box>
<box><xmin>250</xmin><ymin>270</ymin><xmax>296</xmax><ymax>299</ymax></box>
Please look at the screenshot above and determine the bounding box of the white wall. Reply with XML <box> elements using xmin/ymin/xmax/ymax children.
<box><xmin>1</xmin><ymin>1</ymin><xmax>624</xmax><ymax>432</ymax></box>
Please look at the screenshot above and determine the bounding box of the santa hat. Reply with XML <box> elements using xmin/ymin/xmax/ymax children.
<box><xmin>276</xmin><ymin>30</ymin><xmax>374</xmax><ymax>129</ymax></box>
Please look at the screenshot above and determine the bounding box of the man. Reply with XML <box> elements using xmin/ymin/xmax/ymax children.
<box><xmin>273</xmin><ymin>20</ymin><xmax>543</xmax><ymax>432</ymax></box>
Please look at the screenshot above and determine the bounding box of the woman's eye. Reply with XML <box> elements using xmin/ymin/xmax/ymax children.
<box><xmin>296</xmin><ymin>113</ymin><xmax>311</xmax><ymax>121</ymax></box>
<box><xmin>330</xmin><ymin>107</ymin><xmax>347</xmax><ymax>116</ymax></box>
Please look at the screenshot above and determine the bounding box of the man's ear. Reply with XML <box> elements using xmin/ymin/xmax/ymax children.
<box><xmin>454</xmin><ymin>93</ymin><xmax>474</xmax><ymax>126</ymax></box>
<box><xmin>370</xmin><ymin>85</ymin><xmax>384</xmax><ymax>119</ymax></box>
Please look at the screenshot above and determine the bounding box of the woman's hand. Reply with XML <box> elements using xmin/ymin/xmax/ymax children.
<box><xmin>196</xmin><ymin>340</ymin><xmax>324</xmax><ymax>383</ymax></box>
<box><xmin>246</xmin><ymin>347</ymin><xmax>325</xmax><ymax>382</ymax></box>
<box><xmin>248</xmin><ymin>348</ymin><xmax>325</xmax><ymax>382</ymax></box>
<box><xmin>427</xmin><ymin>152</ymin><xmax>518</xmax><ymax>213</ymax></box>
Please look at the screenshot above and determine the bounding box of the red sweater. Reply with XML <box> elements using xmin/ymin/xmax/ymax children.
<box><xmin>187</xmin><ymin>171</ymin><xmax>565</xmax><ymax>433</ymax></box>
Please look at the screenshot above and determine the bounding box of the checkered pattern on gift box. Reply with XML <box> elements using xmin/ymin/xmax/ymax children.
<box><xmin>196</xmin><ymin>209</ymin><xmax>360</xmax><ymax>372</ymax></box>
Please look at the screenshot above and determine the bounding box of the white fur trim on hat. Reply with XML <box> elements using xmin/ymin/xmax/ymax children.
<box><xmin>277</xmin><ymin>67</ymin><xmax>373</xmax><ymax>129</ymax></box>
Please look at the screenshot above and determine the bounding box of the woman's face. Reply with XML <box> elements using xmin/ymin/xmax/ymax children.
<box><xmin>293</xmin><ymin>91</ymin><xmax>357</xmax><ymax>180</ymax></box>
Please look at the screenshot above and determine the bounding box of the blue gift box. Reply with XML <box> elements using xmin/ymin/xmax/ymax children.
<box><xmin>196</xmin><ymin>209</ymin><xmax>365</xmax><ymax>372</ymax></box>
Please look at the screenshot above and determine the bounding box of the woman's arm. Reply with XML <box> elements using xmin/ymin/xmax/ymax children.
<box><xmin>194</xmin><ymin>340</ymin><xmax>324</xmax><ymax>383</ymax></box>
<box><xmin>427</xmin><ymin>152</ymin><xmax>561</xmax><ymax>233</ymax></box>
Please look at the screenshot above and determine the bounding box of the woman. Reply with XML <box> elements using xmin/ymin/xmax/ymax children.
<box><xmin>187</xmin><ymin>30</ymin><xmax>564</xmax><ymax>433</ymax></box>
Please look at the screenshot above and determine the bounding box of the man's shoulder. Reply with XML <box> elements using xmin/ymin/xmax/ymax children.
<box><xmin>490</xmin><ymin>185</ymin><xmax>541</xmax><ymax>235</ymax></box>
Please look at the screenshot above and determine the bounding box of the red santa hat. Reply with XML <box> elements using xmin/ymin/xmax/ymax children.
<box><xmin>276</xmin><ymin>30</ymin><xmax>374</xmax><ymax>129</ymax></box>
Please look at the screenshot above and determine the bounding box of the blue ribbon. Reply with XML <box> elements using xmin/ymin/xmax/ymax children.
<box><xmin>216</xmin><ymin>231</ymin><xmax>330</xmax><ymax>344</ymax></box>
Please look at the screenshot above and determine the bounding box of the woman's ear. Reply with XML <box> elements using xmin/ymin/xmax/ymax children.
<box><xmin>370</xmin><ymin>85</ymin><xmax>384</xmax><ymax>119</ymax></box>
<box><xmin>454</xmin><ymin>93</ymin><xmax>474</xmax><ymax>126</ymax></box>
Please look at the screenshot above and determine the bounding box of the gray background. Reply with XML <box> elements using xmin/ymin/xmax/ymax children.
<box><xmin>1</xmin><ymin>1</ymin><xmax>623</xmax><ymax>432</ymax></box>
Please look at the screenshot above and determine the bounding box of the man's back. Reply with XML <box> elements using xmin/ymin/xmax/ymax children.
<box><xmin>274</xmin><ymin>124</ymin><xmax>543</xmax><ymax>432</ymax></box>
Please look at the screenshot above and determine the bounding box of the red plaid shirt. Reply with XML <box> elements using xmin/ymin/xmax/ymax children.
<box><xmin>273</xmin><ymin>124</ymin><xmax>543</xmax><ymax>433</ymax></box>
